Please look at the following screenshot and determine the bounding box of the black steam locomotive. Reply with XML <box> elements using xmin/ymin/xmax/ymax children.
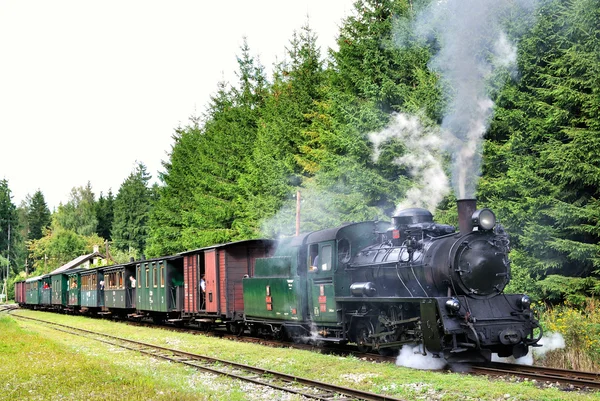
<box><xmin>243</xmin><ymin>199</ymin><xmax>542</xmax><ymax>363</ymax></box>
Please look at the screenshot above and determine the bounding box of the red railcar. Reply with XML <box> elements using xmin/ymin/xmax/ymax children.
<box><xmin>14</xmin><ymin>281</ymin><xmax>26</xmax><ymax>305</ymax></box>
<box><xmin>180</xmin><ymin>239</ymin><xmax>276</xmax><ymax>324</ymax></box>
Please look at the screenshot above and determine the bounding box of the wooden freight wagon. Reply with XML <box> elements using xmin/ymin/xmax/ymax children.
<box><xmin>180</xmin><ymin>239</ymin><xmax>276</xmax><ymax>326</ymax></box>
<box><xmin>135</xmin><ymin>255</ymin><xmax>183</xmax><ymax>322</ymax></box>
<box><xmin>14</xmin><ymin>281</ymin><xmax>26</xmax><ymax>305</ymax></box>
<box><xmin>80</xmin><ymin>267</ymin><xmax>104</xmax><ymax>311</ymax></box>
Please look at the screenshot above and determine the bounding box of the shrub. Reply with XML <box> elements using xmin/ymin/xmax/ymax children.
<box><xmin>536</xmin><ymin>298</ymin><xmax>600</xmax><ymax>371</ymax></box>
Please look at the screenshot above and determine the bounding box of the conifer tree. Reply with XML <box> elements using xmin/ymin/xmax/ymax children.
<box><xmin>112</xmin><ymin>163</ymin><xmax>152</xmax><ymax>255</ymax></box>
<box><xmin>26</xmin><ymin>190</ymin><xmax>51</xmax><ymax>241</ymax></box>
<box><xmin>481</xmin><ymin>0</ymin><xmax>600</xmax><ymax>301</ymax></box>
<box><xmin>0</xmin><ymin>179</ymin><xmax>21</xmax><ymax>274</ymax></box>
<box><xmin>95</xmin><ymin>190</ymin><xmax>114</xmax><ymax>240</ymax></box>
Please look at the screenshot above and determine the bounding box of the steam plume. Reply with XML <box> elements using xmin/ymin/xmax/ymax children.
<box><xmin>396</xmin><ymin>344</ymin><xmax>447</xmax><ymax>370</ymax></box>
<box><xmin>388</xmin><ymin>0</ymin><xmax>538</xmax><ymax>201</ymax></box>
<box><xmin>492</xmin><ymin>332</ymin><xmax>566</xmax><ymax>365</ymax></box>
<box><xmin>369</xmin><ymin>113</ymin><xmax>449</xmax><ymax>213</ymax></box>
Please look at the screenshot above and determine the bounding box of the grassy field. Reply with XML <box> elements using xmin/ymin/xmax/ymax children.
<box><xmin>1</xmin><ymin>309</ymin><xmax>599</xmax><ymax>401</ymax></box>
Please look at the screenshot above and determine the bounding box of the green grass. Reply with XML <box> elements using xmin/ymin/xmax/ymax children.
<box><xmin>3</xmin><ymin>310</ymin><xmax>600</xmax><ymax>401</ymax></box>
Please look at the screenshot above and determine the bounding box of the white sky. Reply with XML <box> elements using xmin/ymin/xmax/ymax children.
<box><xmin>0</xmin><ymin>0</ymin><xmax>355</xmax><ymax>210</ymax></box>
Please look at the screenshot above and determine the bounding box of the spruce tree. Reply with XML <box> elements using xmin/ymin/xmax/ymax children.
<box><xmin>0</xmin><ymin>179</ymin><xmax>21</xmax><ymax>274</ymax></box>
<box><xmin>481</xmin><ymin>0</ymin><xmax>600</xmax><ymax>301</ymax></box>
<box><xmin>95</xmin><ymin>190</ymin><xmax>114</xmax><ymax>240</ymax></box>
<box><xmin>112</xmin><ymin>163</ymin><xmax>152</xmax><ymax>255</ymax></box>
<box><xmin>26</xmin><ymin>190</ymin><xmax>51</xmax><ymax>241</ymax></box>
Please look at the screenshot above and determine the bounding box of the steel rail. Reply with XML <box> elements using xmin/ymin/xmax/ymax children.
<box><xmin>472</xmin><ymin>362</ymin><xmax>600</xmax><ymax>389</ymax></box>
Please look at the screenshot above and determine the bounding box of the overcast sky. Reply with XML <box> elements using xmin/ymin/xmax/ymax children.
<box><xmin>0</xmin><ymin>1</ymin><xmax>355</xmax><ymax>210</ymax></box>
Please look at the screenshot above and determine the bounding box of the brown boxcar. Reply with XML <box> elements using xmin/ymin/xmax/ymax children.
<box><xmin>14</xmin><ymin>281</ymin><xmax>26</xmax><ymax>305</ymax></box>
<box><xmin>180</xmin><ymin>239</ymin><xmax>276</xmax><ymax>324</ymax></box>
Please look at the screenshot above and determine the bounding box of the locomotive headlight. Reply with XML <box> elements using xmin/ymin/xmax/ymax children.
<box><xmin>520</xmin><ymin>295</ymin><xmax>532</xmax><ymax>310</ymax></box>
<box><xmin>472</xmin><ymin>208</ymin><xmax>496</xmax><ymax>231</ymax></box>
<box><xmin>445</xmin><ymin>297</ymin><xmax>461</xmax><ymax>313</ymax></box>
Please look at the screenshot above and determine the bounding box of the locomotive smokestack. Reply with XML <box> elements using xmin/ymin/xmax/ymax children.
<box><xmin>457</xmin><ymin>199</ymin><xmax>477</xmax><ymax>235</ymax></box>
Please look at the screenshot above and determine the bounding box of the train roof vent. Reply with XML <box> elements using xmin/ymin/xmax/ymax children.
<box><xmin>393</xmin><ymin>208</ymin><xmax>433</xmax><ymax>226</ymax></box>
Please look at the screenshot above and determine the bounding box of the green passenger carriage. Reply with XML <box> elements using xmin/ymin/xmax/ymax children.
<box><xmin>80</xmin><ymin>267</ymin><xmax>104</xmax><ymax>310</ymax></box>
<box><xmin>40</xmin><ymin>275</ymin><xmax>52</xmax><ymax>306</ymax></box>
<box><xmin>25</xmin><ymin>276</ymin><xmax>42</xmax><ymax>306</ymax></box>
<box><xmin>51</xmin><ymin>272</ymin><xmax>69</xmax><ymax>308</ymax></box>
<box><xmin>136</xmin><ymin>256</ymin><xmax>183</xmax><ymax>321</ymax></box>
<box><xmin>67</xmin><ymin>269</ymin><xmax>84</xmax><ymax>310</ymax></box>
<box><xmin>103</xmin><ymin>263</ymin><xmax>136</xmax><ymax>313</ymax></box>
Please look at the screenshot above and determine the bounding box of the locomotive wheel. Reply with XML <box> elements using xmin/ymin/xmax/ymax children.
<box><xmin>378</xmin><ymin>347</ymin><xmax>397</xmax><ymax>357</ymax></box>
<box><xmin>355</xmin><ymin>320</ymin><xmax>373</xmax><ymax>353</ymax></box>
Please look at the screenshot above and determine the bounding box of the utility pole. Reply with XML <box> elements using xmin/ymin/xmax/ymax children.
<box><xmin>295</xmin><ymin>191</ymin><xmax>301</xmax><ymax>236</ymax></box>
<box><xmin>5</xmin><ymin>223</ymin><xmax>10</xmax><ymax>303</ymax></box>
<box><xmin>1</xmin><ymin>224</ymin><xmax>9</xmax><ymax>303</ymax></box>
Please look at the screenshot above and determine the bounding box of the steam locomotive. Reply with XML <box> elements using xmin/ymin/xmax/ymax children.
<box><xmin>16</xmin><ymin>199</ymin><xmax>541</xmax><ymax>363</ymax></box>
<box><xmin>243</xmin><ymin>199</ymin><xmax>541</xmax><ymax>362</ymax></box>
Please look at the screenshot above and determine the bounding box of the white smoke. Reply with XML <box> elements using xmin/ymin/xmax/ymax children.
<box><xmin>369</xmin><ymin>113</ymin><xmax>450</xmax><ymax>212</ymax></box>
<box><xmin>535</xmin><ymin>332</ymin><xmax>567</xmax><ymax>357</ymax></box>
<box><xmin>395</xmin><ymin>344</ymin><xmax>447</xmax><ymax>370</ymax></box>
<box><xmin>394</xmin><ymin>0</ymin><xmax>539</xmax><ymax>199</ymax></box>
<box><xmin>492</xmin><ymin>332</ymin><xmax>566</xmax><ymax>365</ymax></box>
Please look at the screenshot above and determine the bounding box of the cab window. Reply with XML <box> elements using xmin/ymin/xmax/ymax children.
<box><xmin>321</xmin><ymin>245</ymin><xmax>332</xmax><ymax>271</ymax></box>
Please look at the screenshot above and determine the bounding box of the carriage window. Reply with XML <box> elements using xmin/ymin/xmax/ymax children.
<box><xmin>160</xmin><ymin>264</ymin><xmax>165</xmax><ymax>288</ymax></box>
<box><xmin>153</xmin><ymin>266</ymin><xmax>158</xmax><ymax>288</ymax></box>
<box><xmin>321</xmin><ymin>245</ymin><xmax>332</xmax><ymax>271</ymax></box>
<box><xmin>118</xmin><ymin>272</ymin><xmax>123</xmax><ymax>289</ymax></box>
<box><xmin>145</xmin><ymin>266</ymin><xmax>149</xmax><ymax>288</ymax></box>
<box><xmin>137</xmin><ymin>265</ymin><xmax>142</xmax><ymax>288</ymax></box>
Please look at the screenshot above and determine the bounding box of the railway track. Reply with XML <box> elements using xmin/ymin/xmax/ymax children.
<box><xmin>472</xmin><ymin>361</ymin><xmax>600</xmax><ymax>390</ymax></box>
<box><xmin>0</xmin><ymin>304</ymin><xmax>18</xmax><ymax>313</ymax></box>
<box><xmin>11</xmin><ymin>309</ymin><xmax>600</xmax><ymax>393</ymax></box>
<box><xmin>11</xmin><ymin>313</ymin><xmax>403</xmax><ymax>401</ymax></box>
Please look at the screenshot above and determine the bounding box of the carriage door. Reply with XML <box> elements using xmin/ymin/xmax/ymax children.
<box><xmin>308</xmin><ymin>241</ymin><xmax>336</xmax><ymax>323</ymax></box>
<box><xmin>204</xmin><ymin>249</ymin><xmax>219</xmax><ymax>313</ymax></box>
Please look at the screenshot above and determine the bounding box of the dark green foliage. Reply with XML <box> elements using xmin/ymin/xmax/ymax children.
<box><xmin>95</xmin><ymin>190</ymin><xmax>114</xmax><ymax>240</ymax></box>
<box><xmin>112</xmin><ymin>163</ymin><xmax>152</xmax><ymax>255</ymax></box>
<box><xmin>481</xmin><ymin>0</ymin><xmax>600</xmax><ymax>300</ymax></box>
<box><xmin>26</xmin><ymin>190</ymin><xmax>51</xmax><ymax>241</ymax></box>
<box><xmin>331</xmin><ymin>0</ymin><xmax>441</xmax><ymax>122</ymax></box>
<box><xmin>0</xmin><ymin>179</ymin><xmax>21</xmax><ymax>274</ymax></box>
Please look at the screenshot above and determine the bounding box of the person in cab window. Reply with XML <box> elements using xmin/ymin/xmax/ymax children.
<box><xmin>130</xmin><ymin>275</ymin><xmax>136</xmax><ymax>288</ymax></box>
